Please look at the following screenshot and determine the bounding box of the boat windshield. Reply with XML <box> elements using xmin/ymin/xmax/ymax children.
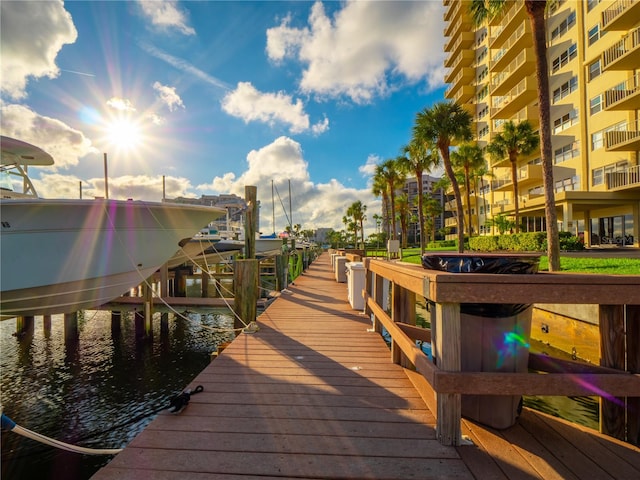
<box><xmin>0</xmin><ymin>164</ymin><xmax>39</xmax><ymax>198</ymax></box>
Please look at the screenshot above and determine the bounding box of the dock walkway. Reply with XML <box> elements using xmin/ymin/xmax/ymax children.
<box><xmin>92</xmin><ymin>253</ymin><xmax>640</xmax><ymax>479</ymax></box>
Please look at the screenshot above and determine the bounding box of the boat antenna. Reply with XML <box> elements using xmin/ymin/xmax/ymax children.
<box><xmin>288</xmin><ymin>179</ymin><xmax>292</xmax><ymax>232</ymax></box>
<box><xmin>271</xmin><ymin>179</ymin><xmax>275</xmax><ymax>235</ymax></box>
<box><xmin>103</xmin><ymin>152</ymin><xmax>109</xmax><ymax>199</ymax></box>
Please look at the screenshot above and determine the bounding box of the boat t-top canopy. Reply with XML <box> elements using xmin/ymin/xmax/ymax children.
<box><xmin>1</xmin><ymin>136</ymin><xmax>55</xmax><ymax>166</ymax></box>
<box><xmin>1</xmin><ymin>136</ymin><xmax>55</xmax><ymax>198</ymax></box>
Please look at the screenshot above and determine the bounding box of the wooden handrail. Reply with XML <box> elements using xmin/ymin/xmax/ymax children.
<box><xmin>363</xmin><ymin>258</ymin><xmax>640</xmax><ymax>446</ymax></box>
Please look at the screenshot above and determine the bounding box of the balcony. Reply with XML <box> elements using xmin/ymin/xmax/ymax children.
<box><xmin>604</xmin><ymin>73</ymin><xmax>640</xmax><ymax>110</ymax></box>
<box><xmin>488</xmin><ymin>1</ymin><xmax>526</xmax><ymax>41</ymax></box>
<box><xmin>444</xmin><ymin>0</ymin><xmax>464</xmax><ymax>23</ymax></box>
<box><xmin>605</xmin><ymin>119</ymin><xmax>640</xmax><ymax>151</ymax></box>
<box><xmin>492</xmin><ymin>165</ymin><xmax>543</xmax><ymax>191</ymax></box>
<box><xmin>606</xmin><ymin>165</ymin><xmax>640</xmax><ymax>191</ymax></box>
<box><xmin>452</xmin><ymin>84</ymin><xmax>476</xmax><ymax>104</ymax></box>
<box><xmin>490</xmin><ymin>48</ymin><xmax>536</xmax><ymax>96</ymax></box>
<box><xmin>602</xmin><ymin>27</ymin><xmax>640</xmax><ymax>71</ymax></box>
<box><xmin>444</xmin><ymin>14</ymin><xmax>473</xmax><ymax>38</ymax></box>
<box><xmin>489</xmin><ymin>23</ymin><xmax>532</xmax><ymax>72</ymax></box>
<box><xmin>601</xmin><ymin>0</ymin><xmax>640</xmax><ymax>31</ymax></box>
<box><xmin>444</xmin><ymin>31</ymin><xmax>475</xmax><ymax>57</ymax></box>
<box><xmin>445</xmin><ymin>66</ymin><xmax>474</xmax><ymax>86</ymax></box>
<box><xmin>446</xmin><ymin>49</ymin><xmax>475</xmax><ymax>77</ymax></box>
<box><xmin>490</xmin><ymin>77</ymin><xmax>537</xmax><ymax>119</ymax></box>
<box><xmin>513</xmin><ymin>104</ymin><xmax>540</xmax><ymax>129</ymax></box>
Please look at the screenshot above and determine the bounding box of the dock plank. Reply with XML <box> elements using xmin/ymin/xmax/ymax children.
<box><xmin>92</xmin><ymin>252</ymin><xmax>640</xmax><ymax>480</ymax></box>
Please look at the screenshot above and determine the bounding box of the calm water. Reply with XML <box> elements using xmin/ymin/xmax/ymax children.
<box><xmin>1</xmin><ymin>309</ymin><xmax>235</xmax><ymax>480</ymax></box>
<box><xmin>2</xmin><ymin>308</ymin><xmax>600</xmax><ymax>480</ymax></box>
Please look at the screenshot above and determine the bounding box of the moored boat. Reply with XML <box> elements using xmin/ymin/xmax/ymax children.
<box><xmin>0</xmin><ymin>136</ymin><xmax>225</xmax><ymax>316</ymax></box>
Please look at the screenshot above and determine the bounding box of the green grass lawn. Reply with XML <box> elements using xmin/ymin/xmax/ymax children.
<box><xmin>394</xmin><ymin>247</ymin><xmax>640</xmax><ymax>275</ymax></box>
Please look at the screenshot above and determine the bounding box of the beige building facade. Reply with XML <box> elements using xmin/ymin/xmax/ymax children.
<box><xmin>443</xmin><ymin>0</ymin><xmax>639</xmax><ymax>246</ymax></box>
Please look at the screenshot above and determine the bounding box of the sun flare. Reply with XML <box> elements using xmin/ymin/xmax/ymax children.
<box><xmin>106</xmin><ymin>118</ymin><xmax>142</xmax><ymax>150</ymax></box>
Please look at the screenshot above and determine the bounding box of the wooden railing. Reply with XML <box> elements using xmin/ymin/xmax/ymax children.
<box><xmin>363</xmin><ymin>258</ymin><xmax>640</xmax><ymax>446</ymax></box>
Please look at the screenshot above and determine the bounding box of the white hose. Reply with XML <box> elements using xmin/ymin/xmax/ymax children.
<box><xmin>11</xmin><ymin>423</ymin><xmax>122</xmax><ymax>455</ymax></box>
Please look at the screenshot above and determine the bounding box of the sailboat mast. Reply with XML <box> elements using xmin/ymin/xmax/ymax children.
<box><xmin>288</xmin><ymin>179</ymin><xmax>292</xmax><ymax>231</ymax></box>
<box><xmin>271</xmin><ymin>180</ymin><xmax>275</xmax><ymax>235</ymax></box>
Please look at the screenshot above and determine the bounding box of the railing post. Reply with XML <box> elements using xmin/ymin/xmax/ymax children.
<box><xmin>599</xmin><ymin>305</ymin><xmax>626</xmax><ymax>440</ymax></box>
<box><xmin>625</xmin><ymin>304</ymin><xmax>639</xmax><ymax>446</ymax></box>
<box><xmin>434</xmin><ymin>302</ymin><xmax>462</xmax><ymax>446</ymax></box>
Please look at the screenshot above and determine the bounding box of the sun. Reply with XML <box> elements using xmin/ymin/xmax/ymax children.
<box><xmin>105</xmin><ymin>118</ymin><xmax>143</xmax><ymax>151</ymax></box>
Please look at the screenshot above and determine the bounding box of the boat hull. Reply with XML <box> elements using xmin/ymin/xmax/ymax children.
<box><xmin>0</xmin><ymin>199</ymin><xmax>224</xmax><ymax>316</ymax></box>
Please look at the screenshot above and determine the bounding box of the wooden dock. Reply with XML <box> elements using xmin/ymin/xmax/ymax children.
<box><xmin>91</xmin><ymin>253</ymin><xmax>640</xmax><ymax>479</ymax></box>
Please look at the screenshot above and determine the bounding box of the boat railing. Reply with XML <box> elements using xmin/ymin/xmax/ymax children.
<box><xmin>362</xmin><ymin>258</ymin><xmax>640</xmax><ymax>446</ymax></box>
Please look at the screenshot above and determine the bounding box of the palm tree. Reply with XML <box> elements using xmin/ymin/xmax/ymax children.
<box><xmin>395</xmin><ymin>193</ymin><xmax>411</xmax><ymax>248</ymax></box>
<box><xmin>398</xmin><ymin>139</ymin><xmax>439</xmax><ymax>254</ymax></box>
<box><xmin>375</xmin><ymin>159</ymin><xmax>405</xmax><ymax>240</ymax></box>
<box><xmin>472</xmin><ymin>163</ymin><xmax>492</xmax><ymax>235</ymax></box>
<box><xmin>451</xmin><ymin>142</ymin><xmax>485</xmax><ymax>237</ymax></box>
<box><xmin>486</xmin><ymin>120</ymin><xmax>539</xmax><ymax>233</ymax></box>
<box><xmin>470</xmin><ymin>0</ymin><xmax>560</xmax><ymax>269</ymax></box>
<box><xmin>422</xmin><ymin>194</ymin><xmax>443</xmax><ymax>244</ymax></box>
<box><xmin>413</xmin><ymin>101</ymin><xmax>473</xmax><ymax>253</ymax></box>
<box><xmin>371</xmin><ymin>169</ymin><xmax>391</xmax><ymax>239</ymax></box>
<box><xmin>347</xmin><ymin>200</ymin><xmax>367</xmax><ymax>248</ymax></box>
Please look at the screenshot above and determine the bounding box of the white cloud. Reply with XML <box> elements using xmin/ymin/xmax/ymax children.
<box><xmin>35</xmin><ymin>172</ymin><xmax>194</xmax><ymax>201</ymax></box>
<box><xmin>359</xmin><ymin>154</ymin><xmax>381</xmax><ymax>177</ymax></box>
<box><xmin>0</xmin><ymin>104</ymin><xmax>96</xmax><ymax>169</ymax></box>
<box><xmin>197</xmin><ymin>136</ymin><xmax>378</xmax><ymax>232</ymax></box>
<box><xmin>137</xmin><ymin>1</ymin><xmax>195</xmax><ymax>36</ymax></box>
<box><xmin>153</xmin><ymin>82</ymin><xmax>185</xmax><ymax>111</ymax></box>
<box><xmin>222</xmin><ymin>82</ymin><xmax>328</xmax><ymax>135</ymax></box>
<box><xmin>106</xmin><ymin>97</ymin><xmax>137</xmax><ymax>112</ymax></box>
<box><xmin>0</xmin><ymin>0</ymin><xmax>77</xmax><ymax>99</ymax></box>
<box><xmin>266</xmin><ymin>0</ymin><xmax>446</xmax><ymax>104</ymax></box>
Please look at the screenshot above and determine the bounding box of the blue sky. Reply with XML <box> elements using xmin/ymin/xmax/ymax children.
<box><xmin>1</xmin><ymin>0</ymin><xmax>447</xmax><ymax>233</ymax></box>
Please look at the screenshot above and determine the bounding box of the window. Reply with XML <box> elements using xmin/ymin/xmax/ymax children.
<box><xmin>555</xmin><ymin>176</ymin><xmax>579</xmax><ymax>193</ymax></box>
<box><xmin>478</xmin><ymin>125</ymin><xmax>489</xmax><ymax>138</ymax></box>
<box><xmin>551</xmin><ymin>11</ymin><xmax>576</xmax><ymax>41</ymax></box>
<box><xmin>592</xmin><ymin>168</ymin><xmax>603</xmax><ymax>186</ymax></box>
<box><xmin>588</xmin><ymin>25</ymin><xmax>604</xmax><ymax>45</ymax></box>
<box><xmin>591</xmin><ymin>121</ymin><xmax>626</xmax><ymax>150</ymax></box>
<box><xmin>587</xmin><ymin>0</ymin><xmax>601</xmax><ymax>12</ymax></box>
<box><xmin>592</xmin><ymin>161</ymin><xmax>628</xmax><ymax>187</ymax></box>
<box><xmin>552</xmin><ymin>76</ymin><xmax>578</xmax><ymax>103</ymax></box>
<box><xmin>477</xmin><ymin>48</ymin><xmax>487</xmax><ymax>64</ymax></box>
<box><xmin>591</xmin><ymin>131</ymin><xmax>604</xmax><ymax>150</ymax></box>
<box><xmin>477</xmin><ymin>105</ymin><xmax>489</xmax><ymax>120</ymax></box>
<box><xmin>477</xmin><ymin>85</ymin><xmax>488</xmax><ymax>101</ymax></box>
<box><xmin>553</xmin><ymin>109</ymin><xmax>579</xmax><ymax>134</ymax></box>
<box><xmin>588</xmin><ymin>60</ymin><xmax>601</xmax><ymax>81</ymax></box>
<box><xmin>552</xmin><ymin>44</ymin><xmax>577</xmax><ymax>73</ymax></box>
<box><xmin>554</xmin><ymin>141</ymin><xmax>580</xmax><ymax>164</ymax></box>
<box><xmin>590</xmin><ymin>94</ymin><xmax>603</xmax><ymax>115</ymax></box>
<box><xmin>478</xmin><ymin>67</ymin><xmax>488</xmax><ymax>83</ymax></box>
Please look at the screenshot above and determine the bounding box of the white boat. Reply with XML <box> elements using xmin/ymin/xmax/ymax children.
<box><xmin>0</xmin><ymin>136</ymin><xmax>225</xmax><ymax>316</ymax></box>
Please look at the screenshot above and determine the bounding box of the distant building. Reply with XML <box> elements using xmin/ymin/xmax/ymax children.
<box><xmin>312</xmin><ymin>228</ymin><xmax>333</xmax><ymax>245</ymax></box>
<box><xmin>165</xmin><ymin>193</ymin><xmax>251</xmax><ymax>230</ymax></box>
<box><xmin>402</xmin><ymin>174</ymin><xmax>446</xmax><ymax>244</ymax></box>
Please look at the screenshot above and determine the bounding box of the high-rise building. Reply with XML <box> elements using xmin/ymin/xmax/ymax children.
<box><xmin>443</xmin><ymin>0</ymin><xmax>639</xmax><ymax>247</ymax></box>
<box><xmin>403</xmin><ymin>174</ymin><xmax>447</xmax><ymax>243</ymax></box>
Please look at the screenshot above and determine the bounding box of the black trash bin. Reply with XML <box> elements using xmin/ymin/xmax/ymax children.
<box><xmin>422</xmin><ymin>253</ymin><xmax>540</xmax><ymax>429</ymax></box>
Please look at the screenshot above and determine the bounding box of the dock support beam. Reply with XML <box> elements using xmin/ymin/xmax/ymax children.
<box><xmin>234</xmin><ymin>259</ymin><xmax>259</xmax><ymax>332</ymax></box>
<box><xmin>16</xmin><ymin>316</ymin><xmax>34</xmax><ymax>337</ymax></box>
<box><xmin>43</xmin><ymin>315</ymin><xmax>51</xmax><ymax>335</ymax></box>
<box><xmin>275</xmin><ymin>254</ymin><xmax>286</xmax><ymax>291</ymax></box>
<box><xmin>64</xmin><ymin>312</ymin><xmax>78</xmax><ymax>341</ymax></box>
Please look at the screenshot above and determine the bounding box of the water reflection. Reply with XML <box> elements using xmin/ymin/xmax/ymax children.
<box><xmin>1</xmin><ymin>309</ymin><xmax>234</xmax><ymax>480</ymax></box>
